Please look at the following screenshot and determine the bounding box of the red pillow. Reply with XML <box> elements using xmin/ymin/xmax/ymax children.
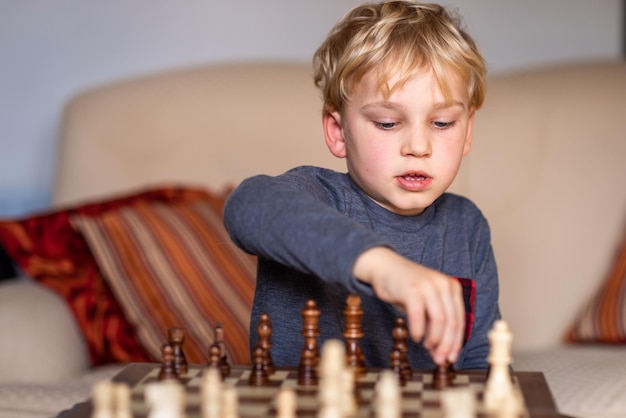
<box><xmin>0</xmin><ymin>187</ymin><xmax>215</xmax><ymax>365</ymax></box>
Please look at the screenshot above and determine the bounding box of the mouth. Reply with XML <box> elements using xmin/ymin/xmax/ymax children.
<box><xmin>396</xmin><ymin>171</ymin><xmax>432</xmax><ymax>191</ymax></box>
<box><xmin>401</xmin><ymin>173</ymin><xmax>429</xmax><ymax>181</ymax></box>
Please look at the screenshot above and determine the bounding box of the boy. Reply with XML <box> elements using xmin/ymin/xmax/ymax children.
<box><xmin>224</xmin><ymin>0</ymin><xmax>500</xmax><ymax>370</ymax></box>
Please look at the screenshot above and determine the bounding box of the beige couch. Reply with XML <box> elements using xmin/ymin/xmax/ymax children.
<box><xmin>0</xmin><ymin>60</ymin><xmax>625</xmax><ymax>418</ymax></box>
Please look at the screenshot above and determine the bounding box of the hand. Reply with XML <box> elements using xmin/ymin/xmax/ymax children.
<box><xmin>353</xmin><ymin>246</ymin><xmax>465</xmax><ymax>365</ymax></box>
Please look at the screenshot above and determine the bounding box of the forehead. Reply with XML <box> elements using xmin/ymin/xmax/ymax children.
<box><xmin>353</xmin><ymin>65</ymin><xmax>470</xmax><ymax>107</ymax></box>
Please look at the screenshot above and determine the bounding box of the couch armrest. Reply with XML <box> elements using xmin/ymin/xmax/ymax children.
<box><xmin>0</xmin><ymin>278</ymin><xmax>90</xmax><ymax>383</ymax></box>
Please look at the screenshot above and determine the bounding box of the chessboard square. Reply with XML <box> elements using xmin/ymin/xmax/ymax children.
<box><xmin>294</xmin><ymin>396</ymin><xmax>319</xmax><ymax>410</ymax></box>
<box><xmin>238</xmin><ymin>403</ymin><xmax>272</xmax><ymax>417</ymax></box>
<box><xmin>359</xmin><ymin>388</ymin><xmax>375</xmax><ymax>401</ymax></box>
<box><xmin>401</xmin><ymin>398</ymin><xmax>423</xmax><ymax>411</ymax></box>
<box><xmin>422</xmin><ymin>389</ymin><xmax>440</xmax><ymax>401</ymax></box>
<box><xmin>237</xmin><ymin>386</ymin><xmax>278</xmax><ymax>398</ymax></box>
<box><xmin>269</xmin><ymin>370</ymin><xmax>290</xmax><ymax>381</ymax></box>
<box><xmin>361</xmin><ymin>372</ymin><xmax>379</xmax><ymax>383</ymax></box>
<box><xmin>404</xmin><ymin>380</ymin><xmax>424</xmax><ymax>394</ymax></box>
<box><xmin>453</xmin><ymin>374</ymin><xmax>470</xmax><ymax>384</ymax></box>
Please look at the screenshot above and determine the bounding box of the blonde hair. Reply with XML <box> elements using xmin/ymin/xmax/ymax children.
<box><xmin>313</xmin><ymin>1</ymin><xmax>487</xmax><ymax>113</ymax></box>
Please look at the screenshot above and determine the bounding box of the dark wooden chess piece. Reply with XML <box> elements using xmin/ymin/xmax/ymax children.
<box><xmin>343</xmin><ymin>294</ymin><xmax>366</xmax><ymax>378</ymax></box>
<box><xmin>392</xmin><ymin>317</ymin><xmax>412</xmax><ymax>382</ymax></box>
<box><xmin>298</xmin><ymin>299</ymin><xmax>320</xmax><ymax>386</ymax></box>
<box><xmin>390</xmin><ymin>347</ymin><xmax>407</xmax><ymax>386</ymax></box>
<box><xmin>257</xmin><ymin>313</ymin><xmax>275</xmax><ymax>375</ymax></box>
<box><xmin>432</xmin><ymin>361</ymin><xmax>455</xmax><ymax>390</ymax></box>
<box><xmin>158</xmin><ymin>343</ymin><xmax>179</xmax><ymax>381</ymax></box>
<box><xmin>207</xmin><ymin>342</ymin><xmax>222</xmax><ymax>375</ymax></box>
<box><xmin>214</xmin><ymin>324</ymin><xmax>231</xmax><ymax>377</ymax></box>
<box><xmin>249</xmin><ymin>346</ymin><xmax>269</xmax><ymax>386</ymax></box>
<box><xmin>168</xmin><ymin>326</ymin><xmax>188</xmax><ymax>376</ymax></box>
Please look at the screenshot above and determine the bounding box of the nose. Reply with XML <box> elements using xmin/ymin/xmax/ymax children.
<box><xmin>401</xmin><ymin>128</ymin><xmax>431</xmax><ymax>157</ymax></box>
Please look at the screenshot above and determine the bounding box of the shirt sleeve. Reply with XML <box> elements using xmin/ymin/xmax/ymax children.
<box><xmin>223</xmin><ymin>169</ymin><xmax>391</xmax><ymax>294</ymax></box>
<box><xmin>457</xmin><ymin>214</ymin><xmax>501</xmax><ymax>370</ymax></box>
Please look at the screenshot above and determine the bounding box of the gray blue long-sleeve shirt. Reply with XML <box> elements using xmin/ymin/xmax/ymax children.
<box><xmin>223</xmin><ymin>166</ymin><xmax>500</xmax><ymax>370</ymax></box>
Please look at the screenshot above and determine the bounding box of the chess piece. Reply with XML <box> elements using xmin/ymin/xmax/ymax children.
<box><xmin>374</xmin><ymin>370</ymin><xmax>401</xmax><ymax>418</ymax></box>
<box><xmin>214</xmin><ymin>324</ymin><xmax>231</xmax><ymax>377</ymax></box>
<box><xmin>221</xmin><ymin>384</ymin><xmax>239</xmax><ymax>418</ymax></box>
<box><xmin>159</xmin><ymin>343</ymin><xmax>179</xmax><ymax>381</ymax></box>
<box><xmin>318</xmin><ymin>339</ymin><xmax>356</xmax><ymax>416</ymax></box>
<box><xmin>276</xmin><ymin>386</ymin><xmax>297</xmax><ymax>418</ymax></box>
<box><xmin>257</xmin><ymin>313</ymin><xmax>275</xmax><ymax>375</ymax></box>
<box><xmin>433</xmin><ymin>361</ymin><xmax>455</xmax><ymax>390</ymax></box>
<box><xmin>390</xmin><ymin>346</ymin><xmax>407</xmax><ymax>386</ymax></box>
<box><xmin>298</xmin><ymin>299</ymin><xmax>320</xmax><ymax>386</ymax></box>
<box><xmin>249</xmin><ymin>346</ymin><xmax>269</xmax><ymax>386</ymax></box>
<box><xmin>483</xmin><ymin>320</ymin><xmax>520</xmax><ymax>414</ymax></box>
<box><xmin>201</xmin><ymin>366</ymin><xmax>222</xmax><ymax>418</ymax></box>
<box><xmin>207</xmin><ymin>343</ymin><xmax>222</xmax><ymax>372</ymax></box>
<box><xmin>392</xmin><ymin>317</ymin><xmax>412</xmax><ymax>381</ymax></box>
<box><xmin>441</xmin><ymin>387</ymin><xmax>476</xmax><ymax>418</ymax></box>
<box><xmin>91</xmin><ymin>380</ymin><xmax>114</xmax><ymax>418</ymax></box>
<box><xmin>343</xmin><ymin>294</ymin><xmax>366</xmax><ymax>378</ymax></box>
<box><xmin>168</xmin><ymin>327</ymin><xmax>188</xmax><ymax>376</ymax></box>
<box><xmin>145</xmin><ymin>381</ymin><xmax>185</xmax><ymax>418</ymax></box>
<box><xmin>113</xmin><ymin>383</ymin><xmax>132</xmax><ymax>418</ymax></box>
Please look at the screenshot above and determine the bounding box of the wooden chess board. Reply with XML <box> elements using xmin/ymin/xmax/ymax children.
<box><xmin>58</xmin><ymin>363</ymin><xmax>566</xmax><ymax>418</ymax></box>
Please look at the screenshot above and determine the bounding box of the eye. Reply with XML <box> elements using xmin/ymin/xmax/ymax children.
<box><xmin>374</xmin><ymin>121</ymin><xmax>399</xmax><ymax>130</ymax></box>
<box><xmin>433</xmin><ymin>120</ymin><xmax>455</xmax><ymax>129</ymax></box>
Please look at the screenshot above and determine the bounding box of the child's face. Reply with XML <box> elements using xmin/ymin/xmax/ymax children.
<box><xmin>323</xmin><ymin>67</ymin><xmax>474</xmax><ymax>216</ymax></box>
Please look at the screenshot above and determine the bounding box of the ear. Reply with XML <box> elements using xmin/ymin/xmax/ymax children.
<box><xmin>323</xmin><ymin>111</ymin><xmax>347</xmax><ymax>158</ymax></box>
<box><xmin>462</xmin><ymin>109</ymin><xmax>475</xmax><ymax>156</ymax></box>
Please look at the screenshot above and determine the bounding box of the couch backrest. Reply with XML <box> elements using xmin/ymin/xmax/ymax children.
<box><xmin>55</xmin><ymin>60</ymin><xmax>626</xmax><ymax>351</ymax></box>
<box><xmin>55</xmin><ymin>63</ymin><xmax>344</xmax><ymax>204</ymax></box>
<box><xmin>464</xmin><ymin>61</ymin><xmax>626</xmax><ymax>351</ymax></box>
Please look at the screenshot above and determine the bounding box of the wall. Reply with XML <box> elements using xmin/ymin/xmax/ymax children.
<box><xmin>0</xmin><ymin>0</ymin><xmax>622</xmax><ymax>216</ymax></box>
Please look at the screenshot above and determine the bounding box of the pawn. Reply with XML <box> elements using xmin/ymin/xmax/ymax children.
<box><xmin>432</xmin><ymin>361</ymin><xmax>455</xmax><ymax>390</ymax></box>
<box><xmin>168</xmin><ymin>327</ymin><xmax>188</xmax><ymax>376</ymax></box>
<box><xmin>389</xmin><ymin>347</ymin><xmax>407</xmax><ymax>386</ymax></box>
<box><xmin>297</xmin><ymin>346</ymin><xmax>318</xmax><ymax>386</ymax></box>
<box><xmin>207</xmin><ymin>343</ymin><xmax>222</xmax><ymax>375</ymax></box>
<box><xmin>257</xmin><ymin>313</ymin><xmax>275</xmax><ymax>375</ymax></box>
<box><xmin>276</xmin><ymin>386</ymin><xmax>297</xmax><ymax>418</ymax></box>
<box><xmin>159</xmin><ymin>343</ymin><xmax>179</xmax><ymax>381</ymax></box>
<box><xmin>91</xmin><ymin>380</ymin><xmax>114</xmax><ymax>418</ymax></box>
<box><xmin>392</xmin><ymin>317</ymin><xmax>412</xmax><ymax>382</ymax></box>
<box><xmin>249</xmin><ymin>346</ymin><xmax>269</xmax><ymax>386</ymax></box>
<box><xmin>214</xmin><ymin>324</ymin><xmax>231</xmax><ymax>377</ymax></box>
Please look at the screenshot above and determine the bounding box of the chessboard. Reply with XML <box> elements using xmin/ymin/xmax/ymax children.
<box><xmin>59</xmin><ymin>362</ymin><xmax>564</xmax><ymax>418</ymax></box>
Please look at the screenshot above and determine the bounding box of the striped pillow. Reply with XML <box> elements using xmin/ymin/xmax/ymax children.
<box><xmin>71</xmin><ymin>198</ymin><xmax>256</xmax><ymax>365</ymax></box>
<box><xmin>566</xmin><ymin>234</ymin><xmax>626</xmax><ymax>343</ymax></box>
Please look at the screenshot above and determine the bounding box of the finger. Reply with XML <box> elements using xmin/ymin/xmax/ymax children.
<box><xmin>422</xmin><ymin>286</ymin><xmax>446</xmax><ymax>353</ymax></box>
<box><xmin>434</xmin><ymin>279</ymin><xmax>465</xmax><ymax>364</ymax></box>
<box><xmin>448</xmin><ymin>280</ymin><xmax>466</xmax><ymax>362</ymax></box>
<box><xmin>405</xmin><ymin>297</ymin><xmax>426</xmax><ymax>343</ymax></box>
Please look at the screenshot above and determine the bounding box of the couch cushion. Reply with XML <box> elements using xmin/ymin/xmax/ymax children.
<box><xmin>71</xmin><ymin>198</ymin><xmax>256</xmax><ymax>365</ymax></box>
<box><xmin>565</xmin><ymin>231</ymin><xmax>626</xmax><ymax>343</ymax></box>
<box><xmin>0</xmin><ymin>280</ymin><xmax>89</xmax><ymax>383</ymax></box>
<box><xmin>0</xmin><ymin>187</ymin><xmax>216</xmax><ymax>365</ymax></box>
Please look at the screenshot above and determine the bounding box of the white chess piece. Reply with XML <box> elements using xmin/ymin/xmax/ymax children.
<box><xmin>201</xmin><ymin>367</ymin><xmax>223</xmax><ymax>418</ymax></box>
<box><xmin>441</xmin><ymin>387</ymin><xmax>475</xmax><ymax>418</ymax></box>
<box><xmin>375</xmin><ymin>370</ymin><xmax>401</xmax><ymax>418</ymax></box>
<box><xmin>483</xmin><ymin>320</ymin><xmax>522</xmax><ymax>416</ymax></box>
<box><xmin>112</xmin><ymin>383</ymin><xmax>132</xmax><ymax>418</ymax></box>
<box><xmin>276</xmin><ymin>386</ymin><xmax>296</xmax><ymax>418</ymax></box>
<box><xmin>145</xmin><ymin>381</ymin><xmax>185</xmax><ymax>418</ymax></box>
<box><xmin>91</xmin><ymin>380</ymin><xmax>114</xmax><ymax>418</ymax></box>
<box><xmin>221</xmin><ymin>384</ymin><xmax>239</xmax><ymax>418</ymax></box>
